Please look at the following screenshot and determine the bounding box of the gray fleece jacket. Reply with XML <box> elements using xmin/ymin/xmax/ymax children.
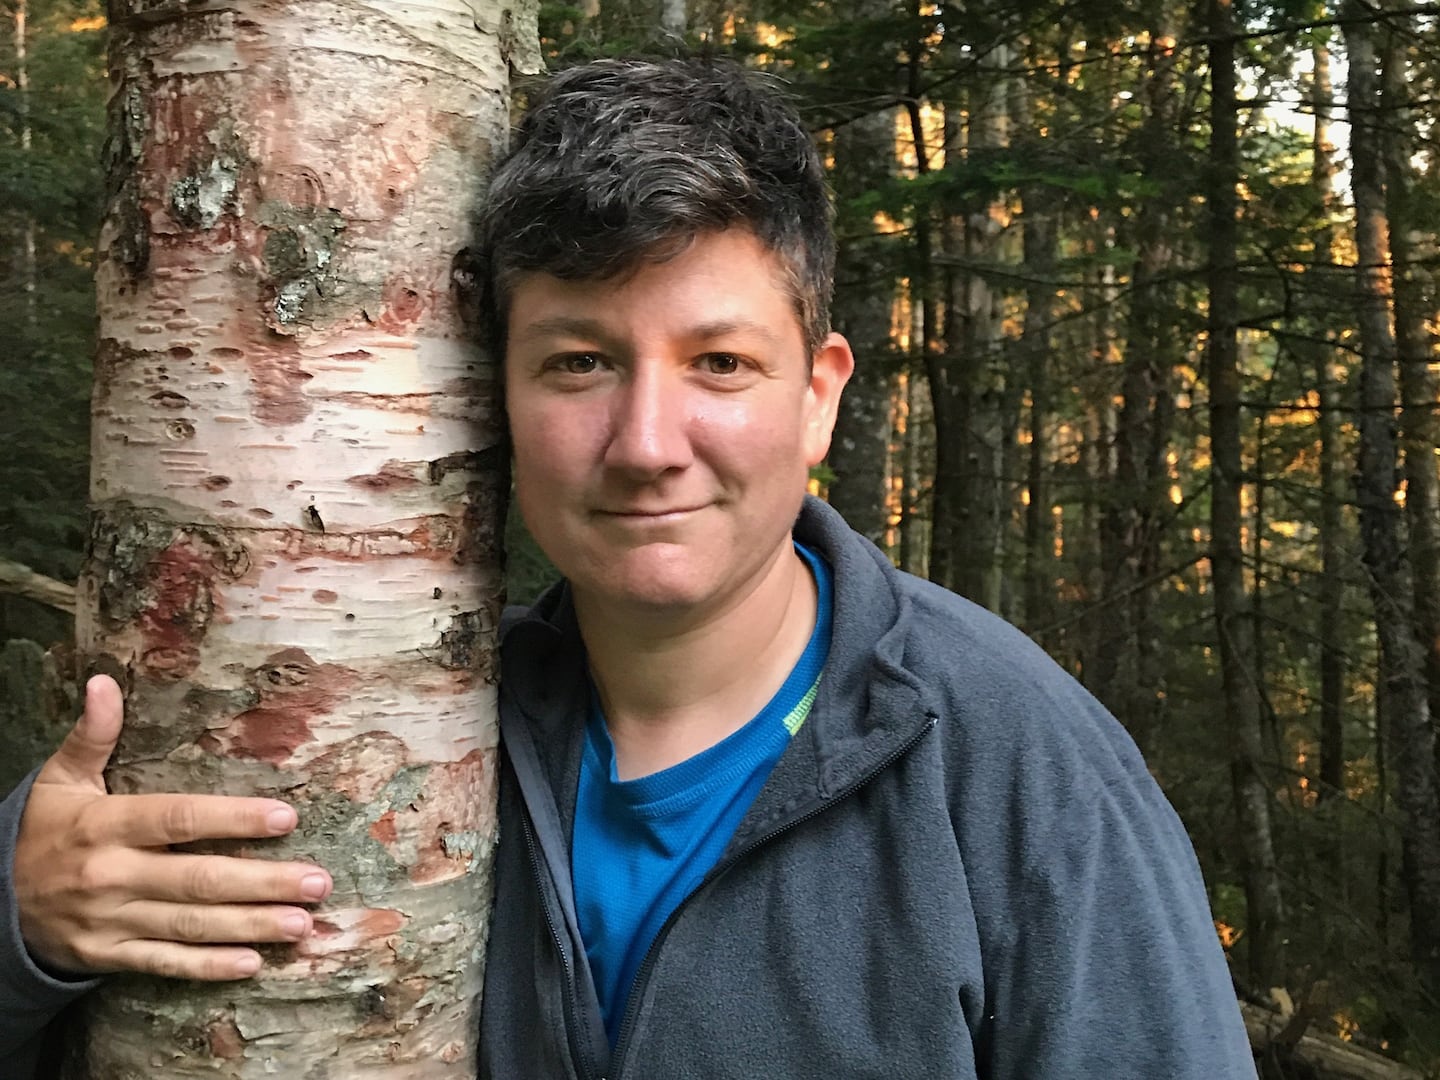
<box><xmin>478</xmin><ymin>497</ymin><xmax>1257</xmax><ymax>1078</ymax></box>
<box><xmin>0</xmin><ymin>497</ymin><xmax>1256</xmax><ymax>1078</ymax></box>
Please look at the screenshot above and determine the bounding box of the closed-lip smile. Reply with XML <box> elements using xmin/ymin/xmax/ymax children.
<box><xmin>597</xmin><ymin>505</ymin><xmax>706</xmax><ymax>519</ymax></box>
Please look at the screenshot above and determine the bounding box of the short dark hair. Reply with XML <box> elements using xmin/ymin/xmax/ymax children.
<box><xmin>475</xmin><ymin>57</ymin><xmax>834</xmax><ymax>360</ymax></box>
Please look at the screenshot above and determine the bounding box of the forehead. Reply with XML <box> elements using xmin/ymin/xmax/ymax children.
<box><xmin>504</xmin><ymin>229</ymin><xmax>805</xmax><ymax>349</ymax></box>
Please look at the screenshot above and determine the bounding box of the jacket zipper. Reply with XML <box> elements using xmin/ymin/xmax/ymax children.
<box><xmin>521</xmin><ymin>811</ymin><xmax>599</xmax><ymax>1080</ymax></box>
<box><xmin>603</xmin><ymin>714</ymin><xmax>940</xmax><ymax>1080</ymax></box>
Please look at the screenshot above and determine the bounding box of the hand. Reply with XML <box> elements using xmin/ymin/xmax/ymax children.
<box><xmin>14</xmin><ymin>675</ymin><xmax>333</xmax><ymax>981</ymax></box>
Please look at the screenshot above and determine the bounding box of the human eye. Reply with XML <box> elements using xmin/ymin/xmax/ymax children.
<box><xmin>546</xmin><ymin>352</ymin><xmax>606</xmax><ymax>376</ymax></box>
<box><xmin>698</xmin><ymin>352</ymin><xmax>743</xmax><ymax>376</ymax></box>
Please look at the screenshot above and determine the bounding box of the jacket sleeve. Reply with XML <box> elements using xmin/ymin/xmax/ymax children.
<box><xmin>0</xmin><ymin>768</ymin><xmax>101</xmax><ymax>1074</ymax></box>
<box><xmin>977</xmin><ymin>741</ymin><xmax>1258</xmax><ymax>1079</ymax></box>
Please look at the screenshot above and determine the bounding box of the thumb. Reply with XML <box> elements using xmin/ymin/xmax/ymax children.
<box><xmin>43</xmin><ymin>674</ymin><xmax>125</xmax><ymax>791</ymax></box>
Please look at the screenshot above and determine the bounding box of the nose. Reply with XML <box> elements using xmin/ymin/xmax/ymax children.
<box><xmin>603</xmin><ymin>362</ymin><xmax>693</xmax><ymax>479</ymax></box>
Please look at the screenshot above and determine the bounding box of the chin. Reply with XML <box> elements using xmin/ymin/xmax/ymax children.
<box><xmin>588</xmin><ymin>571</ymin><xmax>712</xmax><ymax>612</ymax></box>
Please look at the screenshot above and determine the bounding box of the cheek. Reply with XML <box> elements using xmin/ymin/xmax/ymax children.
<box><xmin>691</xmin><ymin>400</ymin><xmax>811</xmax><ymax>480</ymax></box>
<box><xmin>508</xmin><ymin>398</ymin><xmax>601</xmax><ymax>481</ymax></box>
<box><xmin>692</xmin><ymin>396</ymin><xmax>806</xmax><ymax>446</ymax></box>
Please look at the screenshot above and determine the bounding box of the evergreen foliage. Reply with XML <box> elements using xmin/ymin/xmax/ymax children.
<box><xmin>0</xmin><ymin>0</ymin><xmax>104</xmax><ymax>594</ymax></box>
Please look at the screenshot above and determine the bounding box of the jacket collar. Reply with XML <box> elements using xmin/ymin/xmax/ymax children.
<box><xmin>733</xmin><ymin>496</ymin><xmax>936</xmax><ymax>848</ymax></box>
<box><xmin>499</xmin><ymin>496</ymin><xmax>936</xmax><ymax>844</ymax></box>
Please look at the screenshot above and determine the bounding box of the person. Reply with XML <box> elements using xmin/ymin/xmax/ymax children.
<box><xmin>0</xmin><ymin>58</ymin><xmax>1257</xmax><ymax>1078</ymax></box>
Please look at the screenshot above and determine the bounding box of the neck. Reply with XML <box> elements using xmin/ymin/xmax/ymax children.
<box><xmin>574</xmin><ymin>540</ymin><xmax>818</xmax><ymax>779</ymax></box>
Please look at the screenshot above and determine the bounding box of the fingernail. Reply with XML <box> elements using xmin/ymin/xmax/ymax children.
<box><xmin>235</xmin><ymin>954</ymin><xmax>261</xmax><ymax>976</ymax></box>
<box><xmin>282</xmin><ymin>912</ymin><xmax>309</xmax><ymax>939</ymax></box>
<box><xmin>266</xmin><ymin>807</ymin><xmax>297</xmax><ymax>834</ymax></box>
<box><xmin>301</xmin><ymin>873</ymin><xmax>330</xmax><ymax>901</ymax></box>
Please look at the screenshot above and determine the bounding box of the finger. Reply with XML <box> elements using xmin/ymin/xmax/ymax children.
<box><xmin>96</xmin><ymin>792</ymin><xmax>302</xmax><ymax>848</ymax></box>
<box><xmin>117</xmin><ymin>899</ymin><xmax>313</xmax><ymax>946</ymax></box>
<box><xmin>127</xmin><ymin>850</ymin><xmax>333</xmax><ymax>905</ymax></box>
<box><xmin>106</xmin><ymin>940</ymin><xmax>265</xmax><ymax>982</ymax></box>
<box><xmin>44</xmin><ymin>675</ymin><xmax>125</xmax><ymax>789</ymax></box>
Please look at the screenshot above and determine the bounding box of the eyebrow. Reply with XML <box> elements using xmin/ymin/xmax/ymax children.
<box><xmin>510</xmin><ymin>315</ymin><xmax>610</xmax><ymax>345</ymax></box>
<box><xmin>511</xmin><ymin>315</ymin><xmax>785</xmax><ymax>348</ymax></box>
<box><xmin>686</xmin><ymin>318</ymin><xmax>785</xmax><ymax>347</ymax></box>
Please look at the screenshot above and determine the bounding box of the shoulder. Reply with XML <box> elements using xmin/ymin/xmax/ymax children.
<box><xmin>889</xmin><ymin>568</ymin><xmax>1121</xmax><ymax>759</ymax></box>
<box><xmin>881</xmin><ymin>569</ymin><xmax>1190</xmax><ymax>867</ymax></box>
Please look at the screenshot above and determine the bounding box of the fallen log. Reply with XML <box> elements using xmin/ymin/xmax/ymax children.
<box><xmin>0</xmin><ymin>557</ymin><xmax>75</xmax><ymax>615</ymax></box>
<box><xmin>1244</xmin><ymin>1000</ymin><xmax>1423</xmax><ymax>1079</ymax></box>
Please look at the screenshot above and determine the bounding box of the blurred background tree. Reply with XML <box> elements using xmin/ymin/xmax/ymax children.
<box><xmin>0</xmin><ymin>0</ymin><xmax>104</xmax><ymax>642</ymax></box>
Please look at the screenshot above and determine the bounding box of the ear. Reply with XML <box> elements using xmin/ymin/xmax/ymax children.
<box><xmin>802</xmin><ymin>332</ymin><xmax>855</xmax><ymax>467</ymax></box>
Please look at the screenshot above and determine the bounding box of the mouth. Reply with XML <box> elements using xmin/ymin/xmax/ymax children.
<box><xmin>595</xmin><ymin>505</ymin><xmax>706</xmax><ymax>522</ymax></box>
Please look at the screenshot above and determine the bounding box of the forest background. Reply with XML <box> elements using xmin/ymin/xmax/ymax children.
<box><xmin>2</xmin><ymin>0</ymin><xmax>1439</xmax><ymax>1073</ymax></box>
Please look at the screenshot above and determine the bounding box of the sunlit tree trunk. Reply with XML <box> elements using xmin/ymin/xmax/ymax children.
<box><xmin>1311</xmin><ymin>36</ymin><xmax>1348</xmax><ymax>802</ymax></box>
<box><xmin>1206</xmin><ymin>0</ymin><xmax>1285</xmax><ymax>991</ymax></box>
<box><xmin>1093</xmin><ymin>22</ymin><xmax>1180</xmax><ymax>754</ymax></box>
<box><xmin>958</xmin><ymin>43</ymin><xmax>1010</xmax><ymax>615</ymax></box>
<box><xmin>930</xmin><ymin>44</ymin><xmax>1011</xmax><ymax>611</ymax></box>
<box><xmin>1076</xmin><ymin>240</ymin><xmax>1118</xmax><ymax>688</ymax></box>
<box><xmin>1013</xmin><ymin>54</ymin><xmax>1059</xmax><ymax>634</ymax></box>
<box><xmin>1381</xmin><ymin>28</ymin><xmax>1440</xmax><ymax>760</ymax></box>
<box><xmin>827</xmin><ymin>18</ymin><xmax>897</xmax><ymax>547</ymax></box>
<box><xmin>1344</xmin><ymin>5</ymin><xmax>1440</xmax><ymax>996</ymax></box>
<box><xmin>13</xmin><ymin>0</ymin><xmax>36</xmax><ymax>329</ymax></box>
<box><xmin>1018</xmin><ymin>188</ymin><xmax>1057</xmax><ymax>633</ymax></box>
<box><xmin>897</xmin><ymin>368</ymin><xmax>930</xmax><ymax>576</ymax></box>
<box><xmin>65</xmin><ymin>2</ymin><xmax>534</xmax><ymax>1075</ymax></box>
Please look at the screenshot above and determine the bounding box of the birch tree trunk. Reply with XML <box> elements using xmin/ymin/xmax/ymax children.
<box><xmin>66</xmin><ymin>2</ymin><xmax>537</xmax><ymax>1075</ymax></box>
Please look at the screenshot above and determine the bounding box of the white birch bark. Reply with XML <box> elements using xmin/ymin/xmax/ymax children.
<box><xmin>69</xmin><ymin>2</ymin><xmax>538</xmax><ymax>1075</ymax></box>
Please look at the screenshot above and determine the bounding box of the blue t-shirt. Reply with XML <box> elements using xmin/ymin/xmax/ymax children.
<box><xmin>571</xmin><ymin>543</ymin><xmax>834</xmax><ymax>1045</ymax></box>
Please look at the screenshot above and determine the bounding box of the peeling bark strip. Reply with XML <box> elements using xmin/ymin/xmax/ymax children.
<box><xmin>75</xmin><ymin>1</ymin><xmax>537</xmax><ymax>1075</ymax></box>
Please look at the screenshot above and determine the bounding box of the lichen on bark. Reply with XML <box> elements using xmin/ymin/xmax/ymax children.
<box><xmin>88</xmin><ymin>501</ymin><xmax>250</xmax><ymax>632</ymax></box>
<box><xmin>102</xmin><ymin>78</ymin><xmax>150</xmax><ymax>275</ymax></box>
<box><xmin>169</xmin><ymin>150</ymin><xmax>243</xmax><ymax>230</ymax></box>
<box><xmin>259</xmin><ymin>202</ymin><xmax>354</xmax><ymax>332</ymax></box>
<box><xmin>436</xmin><ymin>609</ymin><xmax>489</xmax><ymax>670</ymax></box>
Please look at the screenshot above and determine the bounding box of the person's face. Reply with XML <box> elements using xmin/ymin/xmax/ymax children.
<box><xmin>504</xmin><ymin>228</ymin><xmax>853</xmax><ymax>617</ymax></box>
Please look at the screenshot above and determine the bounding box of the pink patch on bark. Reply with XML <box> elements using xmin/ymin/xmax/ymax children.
<box><xmin>369</xmin><ymin>810</ymin><xmax>398</xmax><ymax>845</ymax></box>
<box><xmin>221</xmin><ymin>648</ymin><xmax>352</xmax><ymax>764</ymax></box>
<box><xmin>405</xmin><ymin>749</ymin><xmax>492</xmax><ymax>885</ymax></box>
<box><xmin>206</xmin><ymin>1018</ymin><xmax>246</xmax><ymax>1060</ymax></box>
<box><xmin>228</xmin><ymin>709</ymin><xmax>313</xmax><ymax>764</ymax></box>
<box><xmin>374</xmin><ymin>277</ymin><xmax>432</xmax><ymax>335</ymax></box>
<box><xmin>346</xmin><ymin>460</ymin><xmax>422</xmax><ymax>491</ymax></box>
<box><xmin>245</xmin><ymin>338</ymin><xmax>315</xmax><ymax>426</ymax></box>
<box><xmin>356</xmin><ymin>907</ymin><xmax>406</xmax><ymax>938</ymax></box>
<box><xmin>137</xmin><ymin>538</ymin><xmax>220</xmax><ymax>678</ymax></box>
<box><xmin>296</xmin><ymin>908</ymin><xmax>407</xmax><ymax>959</ymax></box>
<box><xmin>310</xmin><ymin>918</ymin><xmax>342</xmax><ymax>939</ymax></box>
